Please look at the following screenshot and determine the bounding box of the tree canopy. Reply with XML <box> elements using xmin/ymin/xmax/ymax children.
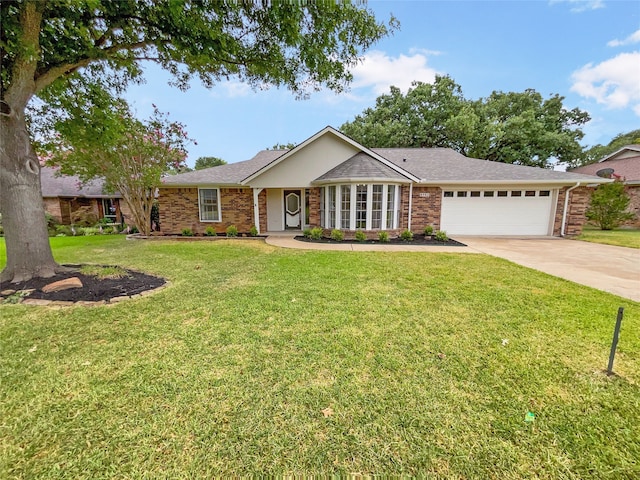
<box><xmin>340</xmin><ymin>76</ymin><xmax>590</xmax><ymax>168</ymax></box>
<box><xmin>575</xmin><ymin>129</ymin><xmax>640</xmax><ymax>168</ymax></box>
<box><xmin>195</xmin><ymin>156</ymin><xmax>227</xmax><ymax>170</ymax></box>
<box><xmin>0</xmin><ymin>0</ymin><xmax>396</xmax><ymax>282</ymax></box>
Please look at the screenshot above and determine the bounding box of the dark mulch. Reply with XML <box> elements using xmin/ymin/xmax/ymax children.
<box><xmin>294</xmin><ymin>235</ymin><xmax>467</xmax><ymax>247</ymax></box>
<box><xmin>0</xmin><ymin>265</ymin><xmax>166</xmax><ymax>303</ymax></box>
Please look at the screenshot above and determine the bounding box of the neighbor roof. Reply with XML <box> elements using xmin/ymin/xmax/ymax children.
<box><xmin>570</xmin><ymin>146</ymin><xmax>640</xmax><ymax>182</ymax></box>
<box><xmin>40</xmin><ymin>167</ymin><xmax>118</xmax><ymax>198</ymax></box>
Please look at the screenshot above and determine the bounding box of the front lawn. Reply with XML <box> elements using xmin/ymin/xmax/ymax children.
<box><xmin>576</xmin><ymin>224</ymin><xmax>640</xmax><ymax>249</ymax></box>
<box><xmin>1</xmin><ymin>236</ymin><xmax>638</xmax><ymax>478</ymax></box>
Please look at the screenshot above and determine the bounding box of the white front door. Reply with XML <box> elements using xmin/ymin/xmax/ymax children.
<box><xmin>284</xmin><ymin>190</ymin><xmax>301</xmax><ymax>229</ymax></box>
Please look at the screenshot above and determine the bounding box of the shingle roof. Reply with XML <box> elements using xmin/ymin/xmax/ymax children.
<box><xmin>373</xmin><ymin>148</ymin><xmax>604</xmax><ymax>183</ymax></box>
<box><xmin>570</xmin><ymin>151</ymin><xmax>640</xmax><ymax>182</ymax></box>
<box><xmin>314</xmin><ymin>152</ymin><xmax>411</xmax><ymax>183</ymax></box>
<box><xmin>160</xmin><ymin>150</ymin><xmax>285</xmax><ymax>186</ymax></box>
<box><xmin>40</xmin><ymin>167</ymin><xmax>117</xmax><ymax>198</ymax></box>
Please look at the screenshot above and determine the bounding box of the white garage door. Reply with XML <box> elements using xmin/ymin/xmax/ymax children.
<box><xmin>440</xmin><ymin>189</ymin><xmax>555</xmax><ymax>235</ymax></box>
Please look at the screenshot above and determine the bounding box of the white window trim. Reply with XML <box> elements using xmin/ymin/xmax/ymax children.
<box><xmin>198</xmin><ymin>188</ymin><xmax>222</xmax><ymax>222</ymax></box>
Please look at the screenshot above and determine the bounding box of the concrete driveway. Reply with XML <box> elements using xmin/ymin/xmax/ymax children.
<box><xmin>458</xmin><ymin>237</ymin><xmax>640</xmax><ymax>302</ymax></box>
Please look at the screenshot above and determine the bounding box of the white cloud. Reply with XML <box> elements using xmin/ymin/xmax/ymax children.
<box><xmin>570</xmin><ymin>51</ymin><xmax>640</xmax><ymax>114</ymax></box>
<box><xmin>608</xmin><ymin>29</ymin><xmax>640</xmax><ymax>47</ymax></box>
<box><xmin>549</xmin><ymin>0</ymin><xmax>605</xmax><ymax>13</ymax></box>
<box><xmin>221</xmin><ymin>81</ymin><xmax>252</xmax><ymax>98</ymax></box>
<box><xmin>351</xmin><ymin>50</ymin><xmax>440</xmax><ymax>96</ymax></box>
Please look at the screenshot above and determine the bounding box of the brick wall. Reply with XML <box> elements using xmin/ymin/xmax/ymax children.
<box><xmin>409</xmin><ymin>186</ymin><xmax>442</xmax><ymax>232</ymax></box>
<box><xmin>553</xmin><ymin>186</ymin><xmax>591</xmax><ymax>236</ymax></box>
<box><xmin>43</xmin><ymin>198</ymin><xmax>63</xmax><ymax>223</ymax></box>
<box><xmin>624</xmin><ymin>185</ymin><xmax>640</xmax><ymax>227</ymax></box>
<box><xmin>307</xmin><ymin>187</ymin><xmax>321</xmax><ymax>227</ymax></box>
<box><xmin>158</xmin><ymin>187</ymin><xmax>255</xmax><ymax>235</ymax></box>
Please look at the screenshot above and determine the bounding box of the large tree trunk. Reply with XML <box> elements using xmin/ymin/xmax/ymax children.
<box><xmin>0</xmin><ymin>107</ymin><xmax>60</xmax><ymax>283</ymax></box>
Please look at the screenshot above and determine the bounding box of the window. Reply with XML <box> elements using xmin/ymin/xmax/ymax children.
<box><xmin>371</xmin><ymin>185</ymin><xmax>383</xmax><ymax>229</ymax></box>
<box><xmin>102</xmin><ymin>198</ymin><xmax>117</xmax><ymax>220</ymax></box>
<box><xmin>484</xmin><ymin>191</ymin><xmax>494</xmax><ymax>197</ymax></box>
<box><xmin>470</xmin><ymin>191</ymin><xmax>481</xmax><ymax>197</ymax></box>
<box><xmin>356</xmin><ymin>184</ymin><xmax>367</xmax><ymax>229</ymax></box>
<box><xmin>525</xmin><ymin>190</ymin><xmax>536</xmax><ymax>197</ymax></box>
<box><xmin>497</xmin><ymin>191</ymin><xmax>508</xmax><ymax>197</ymax></box>
<box><xmin>198</xmin><ymin>188</ymin><xmax>220</xmax><ymax>221</ymax></box>
<box><xmin>539</xmin><ymin>190</ymin><xmax>550</xmax><ymax>197</ymax></box>
<box><xmin>328</xmin><ymin>185</ymin><xmax>336</xmax><ymax>228</ymax></box>
<box><xmin>444</xmin><ymin>191</ymin><xmax>454</xmax><ymax>198</ymax></box>
<box><xmin>386</xmin><ymin>185</ymin><xmax>397</xmax><ymax>229</ymax></box>
<box><xmin>457</xmin><ymin>191</ymin><xmax>467</xmax><ymax>197</ymax></box>
<box><xmin>511</xmin><ymin>191</ymin><xmax>522</xmax><ymax>197</ymax></box>
<box><xmin>340</xmin><ymin>185</ymin><xmax>351</xmax><ymax>229</ymax></box>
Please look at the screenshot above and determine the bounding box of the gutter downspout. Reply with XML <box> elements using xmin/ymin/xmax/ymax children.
<box><xmin>561</xmin><ymin>182</ymin><xmax>581</xmax><ymax>237</ymax></box>
<box><xmin>407</xmin><ymin>182</ymin><xmax>414</xmax><ymax>231</ymax></box>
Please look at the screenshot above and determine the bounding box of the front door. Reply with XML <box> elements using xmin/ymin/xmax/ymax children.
<box><xmin>284</xmin><ymin>190</ymin><xmax>301</xmax><ymax>229</ymax></box>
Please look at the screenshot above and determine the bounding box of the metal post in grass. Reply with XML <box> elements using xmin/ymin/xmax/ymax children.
<box><xmin>607</xmin><ymin>307</ymin><xmax>624</xmax><ymax>375</ymax></box>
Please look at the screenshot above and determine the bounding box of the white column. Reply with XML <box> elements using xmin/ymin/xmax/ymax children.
<box><xmin>253</xmin><ymin>188</ymin><xmax>263</xmax><ymax>234</ymax></box>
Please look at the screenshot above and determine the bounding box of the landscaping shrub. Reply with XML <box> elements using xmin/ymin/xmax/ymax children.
<box><xmin>204</xmin><ymin>226</ymin><xmax>217</xmax><ymax>236</ymax></box>
<box><xmin>78</xmin><ymin>227</ymin><xmax>100</xmax><ymax>236</ymax></box>
<box><xmin>181</xmin><ymin>228</ymin><xmax>194</xmax><ymax>237</ymax></box>
<box><xmin>435</xmin><ymin>230</ymin><xmax>449</xmax><ymax>242</ymax></box>
<box><xmin>355</xmin><ymin>230</ymin><xmax>367</xmax><ymax>242</ymax></box>
<box><xmin>586</xmin><ymin>181</ymin><xmax>635</xmax><ymax>230</ymax></box>
<box><xmin>400</xmin><ymin>229</ymin><xmax>414</xmax><ymax>241</ymax></box>
<box><xmin>303</xmin><ymin>228</ymin><xmax>312</xmax><ymax>238</ymax></box>
<box><xmin>226</xmin><ymin>225</ymin><xmax>239</xmax><ymax>237</ymax></box>
<box><xmin>424</xmin><ymin>225</ymin><xmax>434</xmax><ymax>236</ymax></box>
<box><xmin>330</xmin><ymin>229</ymin><xmax>344</xmax><ymax>241</ymax></box>
<box><xmin>55</xmin><ymin>225</ymin><xmax>73</xmax><ymax>236</ymax></box>
<box><xmin>378</xmin><ymin>231</ymin><xmax>390</xmax><ymax>243</ymax></box>
<box><xmin>70</xmin><ymin>206</ymin><xmax>98</xmax><ymax>227</ymax></box>
<box><xmin>249</xmin><ymin>225</ymin><xmax>258</xmax><ymax>237</ymax></box>
<box><xmin>310</xmin><ymin>227</ymin><xmax>323</xmax><ymax>240</ymax></box>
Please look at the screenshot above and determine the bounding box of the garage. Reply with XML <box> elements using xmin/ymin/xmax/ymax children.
<box><xmin>440</xmin><ymin>188</ymin><xmax>556</xmax><ymax>235</ymax></box>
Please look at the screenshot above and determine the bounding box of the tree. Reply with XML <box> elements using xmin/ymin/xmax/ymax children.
<box><xmin>0</xmin><ymin>1</ymin><xmax>395</xmax><ymax>283</ymax></box>
<box><xmin>574</xmin><ymin>129</ymin><xmax>640</xmax><ymax>168</ymax></box>
<box><xmin>586</xmin><ymin>181</ymin><xmax>635</xmax><ymax>230</ymax></box>
<box><xmin>269</xmin><ymin>143</ymin><xmax>297</xmax><ymax>150</ymax></box>
<box><xmin>340</xmin><ymin>77</ymin><xmax>590</xmax><ymax>168</ymax></box>
<box><xmin>41</xmin><ymin>93</ymin><xmax>192</xmax><ymax>236</ymax></box>
<box><xmin>195</xmin><ymin>156</ymin><xmax>226</xmax><ymax>170</ymax></box>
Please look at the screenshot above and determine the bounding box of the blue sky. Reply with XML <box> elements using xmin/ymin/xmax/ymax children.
<box><xmin>125</xmin><ymin>0</ymin><xmax>640</xmax><ymax>167</ymax></box>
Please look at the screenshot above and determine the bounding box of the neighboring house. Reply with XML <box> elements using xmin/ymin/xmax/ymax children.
<box><xmin>158</xmin><ymin>126</ymin><xmax>609</xmax><ymax>237</ymax></box>
<box><xmin>41</xmin><ymin>167</ymin><xmax>131</xmax><ymax>225</ymax></box>
<box><xmin>570</xmin><ymin>145</ymin><xmax>640</xmax><ymax>227</ymax></box>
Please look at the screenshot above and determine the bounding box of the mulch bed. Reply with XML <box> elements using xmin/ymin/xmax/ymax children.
<box><xmin>294</xmin><ymin>235</ymin><xmax>467</xmax><ymax>247</ymax></box>
<box><xmin>0</xmin><ymin>265</ymin><xmax>166</xmax><ymax>304</ymax></box>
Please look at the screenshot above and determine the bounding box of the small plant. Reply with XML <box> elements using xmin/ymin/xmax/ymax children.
<box><xmin>330</xmin><ymin>229</ymin><xmax>344</xmax><ymax>241</ymax></box>
<box><xmin>2</xmin><ymin>290</ymin><xmax>30</xmax><ymax>304</ymax></box>
<box><xmin>378</xmin><ymin>231</ymin><xmax>390</xmax><ymax>243</ymax></box>
<box><xmin>400</xmin><ymin>229</ymin><xmax>414</xmax><ymax>241</ymax></box>
<box><xmin>226</xmin><ymin>225</ymin><xmax>239</xmax><ymax>237</ymax></box>
<box><xmin>80</xmin><ymin>265</ymin><xmax>129</xmax><ymax>279</ymax></box>
<box><xmin>129</xmin><ymin>226</ymin><xmax>139</xmax><ymax>234</ymax></box>
<box><xmin>79</xmin><ymin>227</ymin><xmax>100</xmax><ymax>236</ymax></box>
<box><xmin>54</xmin><ymin>225</ymin><xmax>73</xmax><ymax>237</ymax></box>
<box><xmin>249</xmin><ymin>225</ymin><xmax>258</xmax><ymax>237</ymax></box>
<box><xmin>424</xmin><ymin>225</ymin><xmax>434</xmax><ymax>236</ymax></box>
<box><xmin>434</xmin><ymin>230</ymin><xmax>449</xmax><ymax>242</ymax></box>
<box><xmin>303</xmin><ymin>228</ymin><xmax>312</xmax><ymax>238</ymax></box>
<box><xmin>181</xmin><ymin>228</ymin><xmax>194</xmax><ymax>237</ymax></box>
<box><xmin>204</xmin><ymin>226</ymin><xmax>217</xmax><ymax>236</ymax></box>
<box><xmin>355</xmin><ymin>230</ymin><xmax>367</xmax><ymax>242</ymax></box>
<box><xmin>310</xmin><ymin>227</ymin><xmax>323</xmax><ymax>240</ymax></box>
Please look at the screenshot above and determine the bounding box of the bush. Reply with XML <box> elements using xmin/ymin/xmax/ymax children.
<box><xmin>424</xmin><ymin>225</ymin><xmax>434</xmax><ymax>236</ymax></box>
<box><xmin>70</xmin><ymin>206</ymin><xmax>98</xmax><ymax>227</ymax></box>
<box><xmin>378</xmin><ymin>231</ymin><xmax>390</xmax><ymax>243</ymax></box>
<box><xmin>303</xmin><ymin>228</ymin><xmax>312</xmax><ymax>238</ymax></box>
<box><xmin>400</xmin><ymin>229</ymin><xmax>414</xmax><ymax>241</ymax></box>
<box><xmin>355</xmin><ymin>230</ymin><xmax>367</xmax><ymax>242</ymax></box>
<box><xmin>96</xmin><ymin>217</ymin><xmax>112</xmax><ymax>226</ymax></box>
<box><xmin>249</xmin><ymin>225</ymin><xmax>258</xmax><ymax>237</ymax></box>
<box><xmin>204</xmin><ymin>226</ymin><xmax>217</xmax><ymax>236</ymax></box>
<box><xmin>78</xmin><ymin>227</ymin><xmax>100</xmax><ymax>236</ymax></box>
<box><xmin>181</xmin><ymin>228</ymin><xmax>194</xmax><ymax>237</ymax></box>
<box><xmin>586</xmin><ymin>181</ymin><xmax>635</xmax><ymax>230</ymax></box>
<box><xmin>129</xmin><ymin>226</ymin><xmax>139</xmax><ymax>234</ymax></box>
<box><xmin>330</xmin><ymin>229</ymin><xmax>344</xmax><ymax>241</ymax></box>
<box><xmin>310</xmin><ymin>227</ymin><xmax>323</xmax><ymax>240</ymax></box>
<box><xmin>434</xmin><ymin>230</ymin><xmax>449</xmax><ymax>242</ymax></box>
<box><xmin>55</xmin><ymin>225</ymin><xmax>73</xmax><ymax>236</ymax></box>
<box><xmin>226</xmin><ymin>225</ymin><xmax>239</xmax><ymax>237</ymax></box>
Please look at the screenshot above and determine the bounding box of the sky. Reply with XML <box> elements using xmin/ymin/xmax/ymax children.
<box><xmin>124</xmin><ymin>0</ymin><xmax>640</xmax><ymax>167</ymax></box>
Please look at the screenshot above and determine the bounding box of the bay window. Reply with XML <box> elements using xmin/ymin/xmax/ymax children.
<box><xmin>320</xmin><ymin>183</ymin><xmax>400</xmax><ymax>230</ymax></box>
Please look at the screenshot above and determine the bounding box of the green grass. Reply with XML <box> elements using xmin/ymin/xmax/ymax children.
<box><xmin>1</xmin><ymin>236</ymin><xmax>639</xmax><ymax>478</ymax></box>
<box><xmin>576</xmin><ymin>225</ymin><xmax>640</xmax><ymax>248</ymax></box>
